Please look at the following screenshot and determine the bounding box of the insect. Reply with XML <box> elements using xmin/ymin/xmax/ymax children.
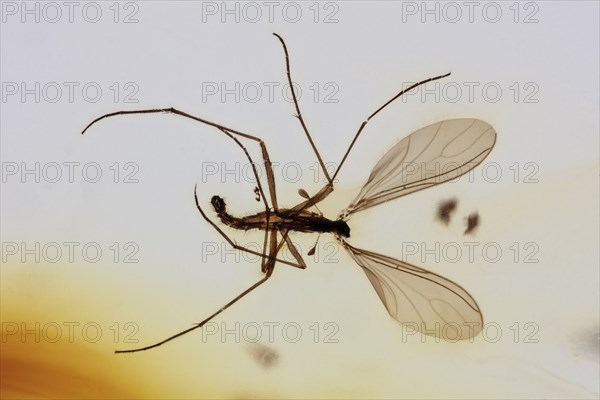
<box><xmin>82</xmin><ymin>34</ymin><xmax>497</xmax><ymax>353</ymax></box>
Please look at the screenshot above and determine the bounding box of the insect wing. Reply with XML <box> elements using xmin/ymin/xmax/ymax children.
<box><xmin>342</xmin><ymin>119</ymin><xmax>496</xmax><ymax>217</ymax></box>
<box><xmin>343</xmin><ymin>241</ymin><xmax>483</xmax><ymax>340</ymax></box>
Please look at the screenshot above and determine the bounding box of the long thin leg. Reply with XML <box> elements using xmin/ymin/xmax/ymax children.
<box><xmin>265</xmin><ymin>228</ymin><xmax>300</xmax><ymax>273</ymax></box>
<box><xmin>83</xmin><ymin>107</ymin><xmax>283</xmax><ymax>269</ymax></box>
<box><xmin>215</xmin><ymin>127</ymin><xmax>273</xmax><ymax>270</ymax></box>
<box><xmin>280</xmin><ymin>230</ymin><xmax>307</xmax><ymax>269</ymax></box>
<box><xmin>331</xmin><ymin>72</ymin><xmax>451</xmax><ymax>182</ymax></box>
<box><xmin>273</xmin><ymin>50</ymin><xmax>451</xmax><ymax>214</ymax></box>
<box><xmin>260</xmin><ymin>220</ymin><xmax>271</xmax><ymax>272</ymax></box>
<box><xmin>266</xmin><ymin>227</ymin><xmax>301</xmax><ymax>271</ymax></box>
<box><xmin>82</xmin><ymin>107</ymin><xmax>279</xmax><ymax>212</ymax></box>
<box><xmin>218</xmin><ymin>127</ymin><xmax>279</xmax><ymax>212</ymax></box>
<box><xmin>273</xmin><ymin>33</ymin><xmax>332</xmax><ymax>185</ymax></box>
<box><xmin>272</xmin><ymin>34</ymin><xmax>336</xmax><ymax>216</ymax></box>
<box><xmin>288</xmin><ymin>72</ymin><xmax>451</xmax><ymax>213</ymax></box>
<box><xmin>115</xmin><ymin>221</ymin><xmax>296</xmax><ymax>353</ymax></box>
<box><xmin>114</xmin><ymin>269</ymin><xmax>275</xmax><ymax>353</ymax></box>
<box><xmin>262</xmin><ymin>229</ymin><xmax>278</xmax><ymax>273</ymax></box>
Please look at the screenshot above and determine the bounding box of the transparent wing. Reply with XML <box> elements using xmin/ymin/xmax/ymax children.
<box><xmin>342</xmin><ymin>119</ymin><xmax>496</xmax><ymax>217</ymax></box>
<box><xmin>343</xmin><ymin>241</ymin><xmax>483</xmax><ymax>340</ymax></box>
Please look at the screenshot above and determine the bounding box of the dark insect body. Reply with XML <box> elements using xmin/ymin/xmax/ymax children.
<box><xmin>211</xmin><ymin>195</ymin><xmax>351</xmax><ymax>238</ymax></box>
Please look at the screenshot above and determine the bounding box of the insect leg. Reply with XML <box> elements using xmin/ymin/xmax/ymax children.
<box><xmin>114</xmin><ymin>267</ymin><xmax>276</xmax><ymax>353</ymax></box>
<box><xmin>273</xmin><ymin>33</ymin><xmax>332</xmax><ymax>185</ymax></box>
<box><xmin>279</xmin><ymin>229</ymin><xmax>307</xmax><ymax>269</ymax></box>
<box><xmin>83</xmin><ymin>107</ymin><xmax>287</xmax><ymax>264</ymax></box>
<box><xmin>217</xmin><ymin>126</ymin><xmax>279</xmax><ymax>212</ymax></box>
<box><xmin>331</xmin><ymin>73</ymin><xmax>452</xmax><ymax>182</ymax></box>
<box><xmin>262</xmin><ymin>228</ymin><xmax>302</xmax><ymax>273</ymax></box>
<box><xmin>262</xmin><ymin>229</ymin><xmax>278</xmax><ymax>274</ymax></box>
<box><xmin>82</xmin><ymin>107</ymin><xmax>278</xmax><ymax>211</ymax></box>
<box><xmin>213</xmin><ymin>127</ymin><xmax>276</xmax><ymax>270</ymax></box>
<box><xmin>259</xmin><ymin>223</ymin><xmax>271</xmax><ymax>272</ymax></box>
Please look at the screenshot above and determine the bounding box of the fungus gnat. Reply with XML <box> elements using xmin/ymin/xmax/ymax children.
<box><xmin>82</xmin><ymin>34</ymin><xmax>497</xmax><ymax>353</ymax></box>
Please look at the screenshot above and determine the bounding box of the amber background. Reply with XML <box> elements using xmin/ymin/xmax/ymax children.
<box><xmin>2</xmin><ymin>1</ymin><xmax>598</xmax><ymax>398</ymax></box>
